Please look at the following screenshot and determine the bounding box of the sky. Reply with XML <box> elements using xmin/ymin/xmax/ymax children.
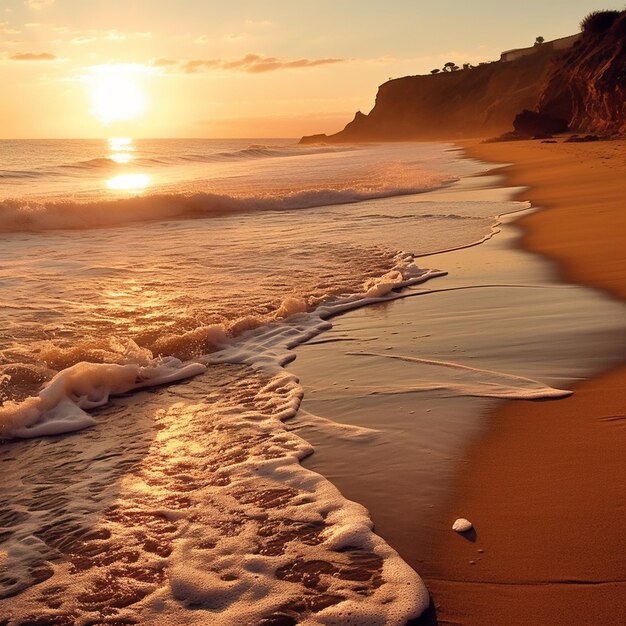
<box><xmin>0</xmin><ymin>0</ymin><xmax>622</xmax><ymax>138</ymax></box>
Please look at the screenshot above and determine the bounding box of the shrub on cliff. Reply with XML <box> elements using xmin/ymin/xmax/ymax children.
<box><xmin>580</xmin><ymin>10</ymin><xmax>621</xmax><ymax>33</ymax></box>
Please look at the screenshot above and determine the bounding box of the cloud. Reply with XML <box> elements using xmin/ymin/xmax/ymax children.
<box><xmin>244</xmin><ymin>19</ymin><xmax>272</xmax><ymax>28</ymax></box>
<box><xmin>196</xmin><ymin>32</ymin><xmax>246</xmax><ymax>44</ymax></box>
<box><xmin>70</xmin><ymin>36</ymin><xmax>96</xmax><ymax>45</ymax></box>
<box><xmin>24</xmin><ymin>0</ymin><xmax>54</xmax><ymax>9</ymax></box>
<box><xmin>181</xmin><ymin>54</ymin><xmax>344</xmax><ymax>74</ymax></box>
<box><xmin>9</xmin><ymin>51</ymin><xmax>56</xmax><ymax>60</ymax></box>
<box><xmin>105</xmin><ymin>29</ymin><xmax>126</xmax><ymax>41</ymax></box>
<box><xmin>151</xmin><ymin>57</ymin><xmax>177</xmax><ymax>67</ymax></box>
<box><xmin>0</xmin><ymin>21</ymin><xmax>20</xmax><ymax>35</ymax></box>
<box><xmin>181</xmin><ymin>58</ymin><xmax>220</xmax><ymax>73</ymax></box>
<box><xmin>51</xmin><ymin>26</ymin><xmax>150</xmax><ymax>44</ymax></box>
<box><xmin>223</xmin><ymin>33</ymin><xmax>245</xmax><ymax>42</ymax></box>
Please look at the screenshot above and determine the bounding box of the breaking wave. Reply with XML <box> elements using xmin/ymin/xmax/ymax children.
<box><xmin>0</xmin><ymin>181</ymin><xmax>455</xmax><ymax>233</ymax></box>
<box><xmin>0</xmin><ymin>263</ymin><xmax>441</xmax><ymax>440</ymax></box>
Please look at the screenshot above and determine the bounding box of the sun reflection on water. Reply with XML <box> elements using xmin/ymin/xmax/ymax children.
<box><xmin>105</xmin><ymin>138</ymin><xmax>151</xmax><ymax>192</ymax></box>
<box><xmin>108</xmin><ymin>136</ymin><xmax>134</xmax><ymax>164</ymax></box>
<box><xmin>107</xmin><ymin>173</ymin><xmax>150</xmax><ymax>192</ymax></box>
<box><xmin>109</xmin><ymin>152</ymin><xmax>133</xmax><ymax>164</ymax></box>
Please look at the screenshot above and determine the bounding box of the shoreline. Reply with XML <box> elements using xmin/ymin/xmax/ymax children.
<box><xmin>461</xmin><ymin>138</ymin><xmax>626</xmax><ymax>301</ymax></box>
<box><xmin>419</xmin><ymin>138</ymin><xmax>626</xmax><ymax>625</ymax></box>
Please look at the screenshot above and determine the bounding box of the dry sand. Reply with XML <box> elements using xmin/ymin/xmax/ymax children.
<box><xmin>419</xmin><ymin>138</ymin><xmax>626</xmax><ymax>625</ymax></box>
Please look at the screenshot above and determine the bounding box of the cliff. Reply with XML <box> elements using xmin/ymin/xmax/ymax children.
<box><xmin>537</xmin><ymin>10</ymin><xmax>626</xmax><ymax>136</ymax></box>
<box><xmin>302</xmin><ymin>10</ymin><xmax>625</xmax><ymax>143</ymax></box>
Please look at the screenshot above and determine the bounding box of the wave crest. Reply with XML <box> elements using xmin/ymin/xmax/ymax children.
<box><xmin>0</xmin><ymin>180</ymin><xmax>454</xmax><ymax>233</ymax></box>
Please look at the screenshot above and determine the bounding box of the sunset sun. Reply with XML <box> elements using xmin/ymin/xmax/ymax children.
<box><xmin>88</xmin><ymin>66</ymin><xmax>148</xmax><ymax>125</ymax></box>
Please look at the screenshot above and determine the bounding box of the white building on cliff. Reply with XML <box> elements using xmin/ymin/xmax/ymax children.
<box><xmin>500</xmin><ymin>33</ymin><xmax>581</xmax><ymax>62</ymax></box>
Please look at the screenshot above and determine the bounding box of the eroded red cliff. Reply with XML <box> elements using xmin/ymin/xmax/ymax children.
<box><xmin>302</xmin><ymin>10</ymin><xmax>625</xmax><ymax>143</ymax></box>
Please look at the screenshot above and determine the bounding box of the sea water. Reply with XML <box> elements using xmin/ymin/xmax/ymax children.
<box><xmin>0</xmin><ymin>139</ymin><xmax>569</xmax><ymax>624</ymax></box>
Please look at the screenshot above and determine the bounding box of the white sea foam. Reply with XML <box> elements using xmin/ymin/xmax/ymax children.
<box><xmin>0</xmin><ymin>259</ymin><xmax>440</xmax><ymax>440</ymax></box>
<box><xmin>0</xmin><ymin>329</ymin><xmax>429</xmax><ymax>625</ymax></box>
<box><xmin>0</xmin><ymin>358</ymin><xmax>207</xmax><ymax>439</ymax></box>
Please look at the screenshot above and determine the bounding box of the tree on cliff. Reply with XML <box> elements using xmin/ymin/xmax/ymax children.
<box><xmin>430</xmin><ymin>69</ymin><xmax>441</xmax><ymax>74</ymax></box>
<box><xmin>534</xmin><ymin>36</ymin><xmax>545</xmax><ymax>46</ymax></box>
<box><xmin>443</xmin><ymin>62</ymin><xmax>459</xmax><ymax>72</ymax></box>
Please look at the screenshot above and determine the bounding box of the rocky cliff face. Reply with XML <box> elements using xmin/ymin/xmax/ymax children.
<box><xmin>302</xmin><ymin>10</ymin><xmax>625</xmax><ymax>143</ymax></box>
<box><xmin>537</xmin><ymin>11</ymin><xmax>626</xmax><ymax>136</ymax></box>
<box><xmin>319</xmin><ymin>46</ymin><xmax>559</xmax><ymax>141</ymax></box>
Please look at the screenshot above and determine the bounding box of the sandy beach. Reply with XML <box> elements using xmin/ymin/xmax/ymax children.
<box><xmin>418</xmin><ymin>138</ymin><xmax>626</xmax><ymax>625</ymax></box>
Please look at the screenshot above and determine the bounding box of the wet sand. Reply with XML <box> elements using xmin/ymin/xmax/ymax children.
<box><xmin>420</xmin><ymin>138</ymin><xmax>626</xmax><ymax>625</ymax></box>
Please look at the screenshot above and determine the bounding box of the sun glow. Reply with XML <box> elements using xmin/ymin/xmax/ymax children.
<box><xmin>88</xmin><ymin>65</ymin><xmax>148</xmax><ymax>125</ymax></box>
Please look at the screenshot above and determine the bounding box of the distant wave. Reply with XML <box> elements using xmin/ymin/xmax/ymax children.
<box><xmin>0</xmin><ymin>179</ymin><xmax>456</xmax><ymax>233</ymax></box>
<box><xmin>63</xmin><ymin>156</ymin><xmax>168</xmax><ymax>169</ymax></box>
<box><xmin>174</xmin><ymin>143</ymin><xmax>357</xmax><ymax>163</ymax></box>
<box><xmin>0</xmin><ymin>157</ymin><xmax>167</xmax><ymax>180</ymax></box>
<box><xmin>0</xmin><ymin>144</ymin><xmax>356</xmax><ymax>181</ymax></box>
<box><xmin>0</xmin><ymin>169</ymin><xmax>48</xmax><ymax>180</ymax></box>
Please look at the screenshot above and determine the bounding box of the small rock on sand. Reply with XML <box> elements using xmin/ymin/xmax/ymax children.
<box><xmin>452</xmin><ymin>518</ymin><xmax>473</xmax><ymax>533</ymax></box>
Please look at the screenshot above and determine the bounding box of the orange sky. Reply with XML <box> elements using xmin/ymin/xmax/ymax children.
<box><xmin>0</xmin><ymin>0</ymin><xmax>621</xmax><ymax>138</ymax></box>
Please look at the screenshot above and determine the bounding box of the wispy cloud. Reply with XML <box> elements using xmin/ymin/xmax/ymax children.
<box><xmin>151</xmin><ymin>57</ymin><xmax>177</xmax><ymax>67</ymax></box>
<box><xmin>9</xmin><ymin>51</ymin><xmax>57</xmax><ymax>60</ymax></box>
<box><xmin>244</xmin><ymin>19</ymin><xmax>273</xmax><ymax>28</ymax></box>
<box><xmin>181</xmin><ymin>54</ymin><xmax>344</xmax><ymax>74</ymax></box>
<box><xmin>24</xmin><ymin>0</ymin><xmax>54</xmax><ymax>10</ymax></box>
<box><xmin>0</xmin><ymin>21</ymin><xmax>20</xmax><ymax>35</ymax></box>
<box><xmin>181</xmin><ymin>59</ymin><xmax>219</xmax><ymax>72</ymax></box>
<box><xmin>70</xmin><ymin>36</ymin><xmax>96</xmax><ymax>45</ymax></box>
<box><xmin>223</xmin><ymin>33</ymin><xmax>245</xmax><ymax>42</ymax></box>
<box><xmin>50</xmin><ymin>26</ymin><xmax>151</xmax><ymax>44</ymax></box>
<box><xmin>194</xmin><ymin>32</ymin><xmax>245</xmax><ymax>44</ymax></box>
<box><xmin>105</xmin><ymin>29</ymin><xmax>126</xmax><ymax>41</ymax></box>
<box><xmin>192</xmin><ymin>19</ymin><xmax>272</xmax><ymax>46</ymax></box>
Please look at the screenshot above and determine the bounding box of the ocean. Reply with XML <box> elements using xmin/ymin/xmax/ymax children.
<box><xmin>1</xmin><ymin>138</ymin><xmax>621</xmax><ymax>625</ymax></box>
